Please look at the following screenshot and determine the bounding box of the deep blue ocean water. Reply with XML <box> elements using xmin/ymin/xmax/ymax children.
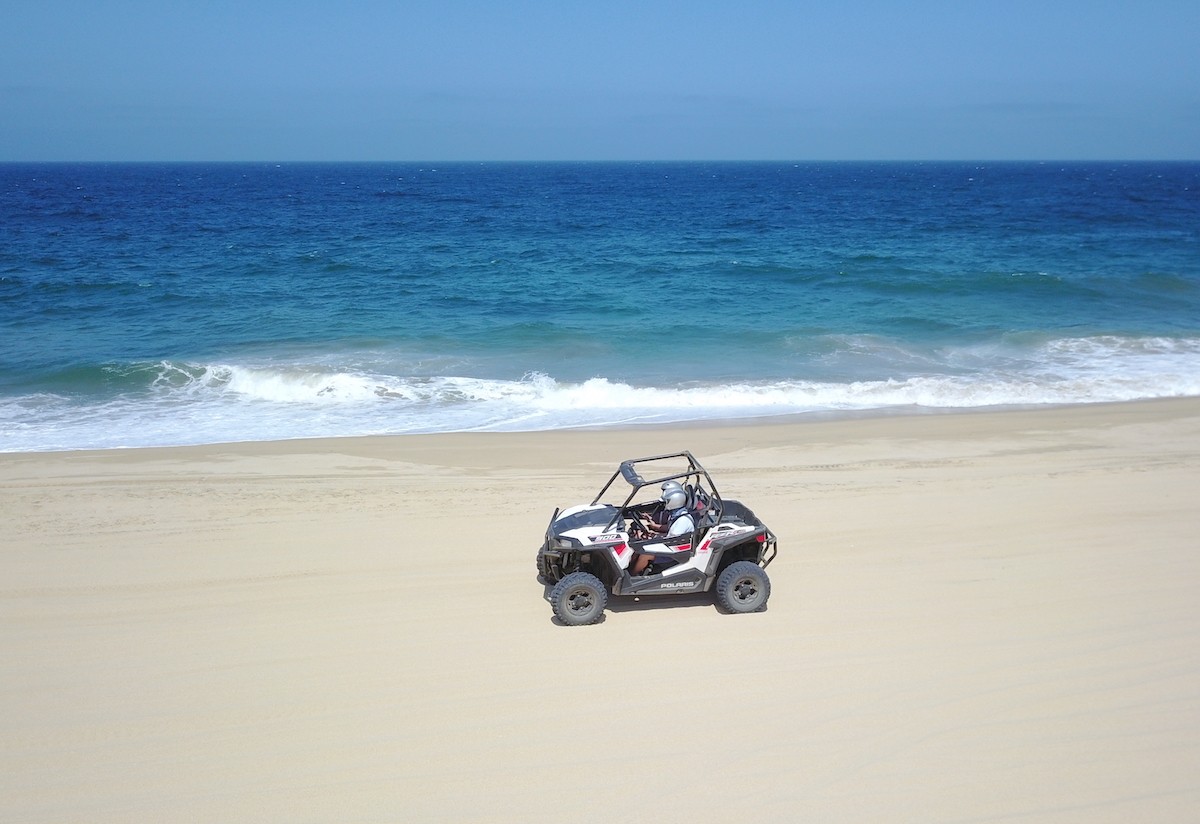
<box><xmin>2</xmin><ymin>161</ymin><xmax>1198</xmax><ymax>452</ymax></box>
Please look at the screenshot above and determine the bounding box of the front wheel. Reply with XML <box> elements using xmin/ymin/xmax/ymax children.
<box><xmin>715</xmin><ymin>561</ymin><xmax>770</xmax><ymax>614</ymax></box>
<box><xmin>550</xmin><ymin>572</ymin><xmax>608</xmax><ymax>626</ymax></box>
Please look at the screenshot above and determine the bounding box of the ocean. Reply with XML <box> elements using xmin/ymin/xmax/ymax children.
<box><xmin>2</xmin><ymin>161</ymin><xmax>1198</xmax><ymax>452</ymax></box>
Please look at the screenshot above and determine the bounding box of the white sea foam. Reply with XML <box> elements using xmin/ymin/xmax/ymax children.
<box><xmin>3</xmin><ymin>335</ymin><xmax>1200</xmax><ymax>452</ymax></box>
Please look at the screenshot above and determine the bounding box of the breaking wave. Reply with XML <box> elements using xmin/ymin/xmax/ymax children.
<box><xmin>3</xmin><ymin>334</ymin><xmax>1199</xmax><ymax>451</ymax></box>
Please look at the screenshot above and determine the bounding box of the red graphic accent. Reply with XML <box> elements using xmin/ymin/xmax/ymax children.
<box><xmin>614</xmin><ymin>543</ymin><xmax>629</xmax><ymax>556</ymax></box>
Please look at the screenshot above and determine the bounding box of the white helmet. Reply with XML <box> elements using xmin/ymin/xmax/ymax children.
<box><xmin>661</xmin><ymin>482</ymin><xmax>688</xmax><ymax>510</ymax></box>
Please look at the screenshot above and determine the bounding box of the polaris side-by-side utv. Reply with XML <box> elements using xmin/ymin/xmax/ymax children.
<box><xmin>537</xmin><ymin>451</ymin><xmax>778</xmax><ymax>625</ymax></box>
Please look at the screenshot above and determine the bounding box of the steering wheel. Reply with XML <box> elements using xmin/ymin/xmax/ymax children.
<box><xmin>628</xmin><ymin>516</ymin><xmax>649</xmax><ymax>539</ymax></box>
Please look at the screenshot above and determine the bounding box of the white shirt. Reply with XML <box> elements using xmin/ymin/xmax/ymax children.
<box><xmin>665</xmin><ymin>509</ymin><xmax>696</xmax><ymax>538</ymax></box>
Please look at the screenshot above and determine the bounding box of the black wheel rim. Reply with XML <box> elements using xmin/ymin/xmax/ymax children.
<box><xmin>732</xmin><ymin>576</ymin><xmax>759</xmax><ymax>605</ymax></box>
<box><xmin>566</xmin><ymin>586</ymin><xmax>595</xmax><ymax>616</ymax></box>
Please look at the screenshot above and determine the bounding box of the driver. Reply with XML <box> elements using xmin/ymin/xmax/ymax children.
<box><xmin>643</xmin><ymin>481</ymin><xmax>681</xmax><ymax>530</ymax></box>
<box><xmin>631</xmin><ymin>482</ymin><xmax>696</xmax><ymax>575</ymax></box>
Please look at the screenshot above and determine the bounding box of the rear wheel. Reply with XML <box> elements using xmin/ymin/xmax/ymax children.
<box><xmin>550</xmin><ymin>572</ymin><xmax>608</xmax><ymax>626</ymax></box>
<box><xmin>716</xmin><ymin>561</ymin><xmax>770</xmax><ymax>614</ymax></box>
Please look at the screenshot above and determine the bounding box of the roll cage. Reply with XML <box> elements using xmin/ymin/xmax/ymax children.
<box><xmin>591</xmin><ymin>451</ymin><xmax>724</xmax><ymax>538</ymax></box>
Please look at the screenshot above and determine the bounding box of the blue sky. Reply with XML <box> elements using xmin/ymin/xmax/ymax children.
<box><xmin>2</xmin><ymin>0</ymin><xmax>1196</xmax><ymax>161</ymax></box>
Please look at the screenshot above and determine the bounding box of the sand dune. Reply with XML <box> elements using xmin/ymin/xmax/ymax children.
<box><xmin>3</xmin><ymin>399</ymin><xmax>1199</xmax><ymax>822</ymax></box>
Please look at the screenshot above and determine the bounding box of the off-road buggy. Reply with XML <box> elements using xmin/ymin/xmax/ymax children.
<box><xmin>537</xmin><ymin>451</ymin><xmax>778</xmax><ymax>625</ymax></box>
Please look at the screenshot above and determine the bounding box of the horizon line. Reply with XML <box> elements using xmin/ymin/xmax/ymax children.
<box><xmin>3</xmin><ymin>158</ymin><xmax>1198</xmax><ymax>165</ymax></box>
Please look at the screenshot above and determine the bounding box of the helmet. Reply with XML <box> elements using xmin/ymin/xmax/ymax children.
<box><xmin>660</xmin><ymin>482</ymin><xmax>688</xmax><ymax>511</ymax></box>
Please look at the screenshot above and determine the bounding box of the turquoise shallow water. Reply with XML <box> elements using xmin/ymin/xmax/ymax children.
<box><xmin>2</xmin><ymin>161</ymin><xmax>1198</xmax><ymax>451</ymax></box>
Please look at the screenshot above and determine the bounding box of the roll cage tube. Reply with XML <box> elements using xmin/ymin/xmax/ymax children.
<box><xmin>591</xmin><ymin>451</ymin><xmax>722</xmax><ymax>504</ymax></box>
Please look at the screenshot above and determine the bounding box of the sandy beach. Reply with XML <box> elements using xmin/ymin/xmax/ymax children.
<box><xmin>2</xmin><ymin>399</ymin><xmax>1199</xmax><ymax>823</ymax></box>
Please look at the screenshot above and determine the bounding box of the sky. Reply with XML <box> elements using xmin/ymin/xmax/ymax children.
<box><xmin>1</xmin><ymin>0</ymin><xmax>1197</xmax><ymax>161</ymax></box>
